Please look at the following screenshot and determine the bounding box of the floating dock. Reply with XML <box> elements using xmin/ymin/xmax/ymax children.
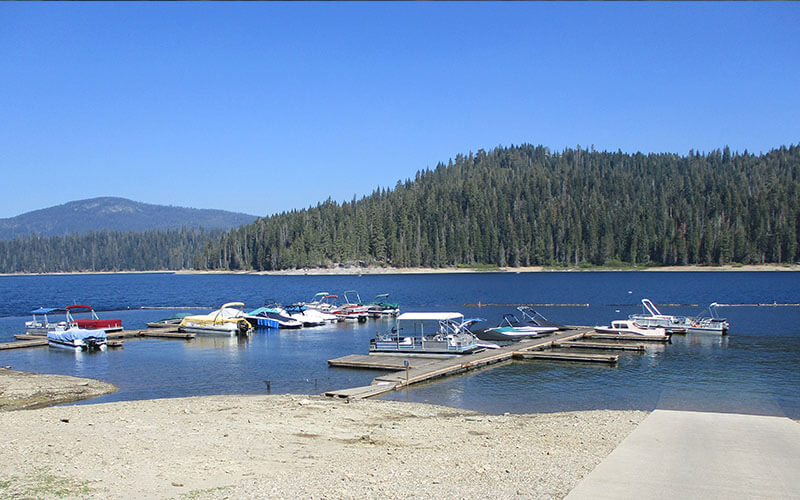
<box><xmin>326</xmin><ymin>328</ymin><xmax>628</xmax><ymax>399</ymax></box>
<box><xmin>1</xmin><ymin>328</ymin><xmax>194</xmax><ymax>350</ymax></box>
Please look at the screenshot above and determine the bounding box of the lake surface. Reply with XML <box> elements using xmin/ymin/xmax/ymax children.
<box><xmin>1</xmin><ymin>271</ymin><xmax>798</xmax><ymax>417</ymax></box>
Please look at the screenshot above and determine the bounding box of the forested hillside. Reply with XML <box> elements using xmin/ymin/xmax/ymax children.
<box><xmin>2</xmin><ymin>144</ymin><xmax>798</xmax><ymax>273</ymax></box>
<box><xmin>0</xmin><ymin>229</ymin><xmax>214</xmax><ymax>273</ymax></box>
<box><xmin>198</xmin><ymin>144</ymin><xmax>800</xmax><ymax>270</ymax></box>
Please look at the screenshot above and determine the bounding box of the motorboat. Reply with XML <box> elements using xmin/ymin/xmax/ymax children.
<box><xmin>303</xmin><ymin>292</ymin><xmax>346</xmax><ymax>320</ymax></box>
<box><xmin>47</xmin><ymin>324</ymin><xmax>107</xmax><ymax>351</ymax></box>
<box><xmin>630</xmin><ymin>299</ymin><xmax>729</xmax><ymax>334</ymax></box>
<box><xmin>687</xmin><ymin>303</ymin><xmax>730</xmax><ymax>334</ymax></box>
<box><xmin>341</xmin><ymin>291</ymin><xmax>369</xmax><ymax>322</ymax></box>
<box><xmin>594</xmin><ymin>319</ymin><xmax>668</xmax><ymax>337</ymax></box>
<box><xmin>246</xmin><ymin>302</ymin><xmax>303</xmax><ymax>329</ymax></box>
<box><xmin>65</xmin><ymin>305</ymin><xmax>122</xmax><ymax>333</ymax></box>
<box><xmin>284</xmin><ymin>304</ymin><xmax>332</xmax><ymax>326</ymax></box>
<box><xmin>25</xmin><ymin>307</ymin><xmax>63</xmax><ymax>336</ymax></box>
<box><xmin>370</xmin><ymin>312</ymin><xmax>485</xmax><ymax>355</ymax></box>
<box><xmin>178</xmin><ymin>302</ymin><xmax>253</xmax><ymax>336</ymax></box>
<box><xmin>366</xmin><ymin>293</ymin><xmax>400</xmax><ymax>317</ymax></box>
<box><xmin>514</xmin><ymin>306</ymin><xmax>570</xmax><ymax>331</ymax></box>
<box><xmin>475</xmin><ymin>312</ymin><xmax>559</xmax><ymax>342</ymax></box>
<box><xmin>146</xmin><ymin>312</ymin><xmax>192</xmax><ymax>328</ymax></box>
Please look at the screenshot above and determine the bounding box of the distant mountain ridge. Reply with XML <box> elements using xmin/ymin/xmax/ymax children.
<box><xmin>0</xmin><ymin>197</ymin><xmax>259</xmax><ymax>239</ymax></box>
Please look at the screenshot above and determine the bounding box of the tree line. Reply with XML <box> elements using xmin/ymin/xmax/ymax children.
<box><xmin>2</xmin><ymin>144</ymin><xmax>798</xmax><ymax>273</ymax></box>
<box><xmin>0</xmin><ymin>228</ymin><xmax>215</xmax><ymax>273</ymax></box>
<box><xmin>198</xmin><ymin>144</ymin><xmax>800</xmax><ymax>270</ymax></box>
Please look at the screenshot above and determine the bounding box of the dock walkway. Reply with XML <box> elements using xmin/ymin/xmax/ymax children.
<box><xmin>326</xmin><ymin>328</ymin><xmax>595</xmax><ymax>399</ymax></box>
<box><xmin>565</xmin><ymin>409</ymin><xmax>800</xmax><ymax>499</ymax></box>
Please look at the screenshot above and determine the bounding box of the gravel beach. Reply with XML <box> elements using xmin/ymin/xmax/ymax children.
<box><xmin>0</xmin><ymin>391</ymin><xmax>646</xmax><ymax>499</ymax></box>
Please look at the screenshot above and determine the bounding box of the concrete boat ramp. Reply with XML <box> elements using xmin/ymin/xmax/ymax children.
<box><xmin>566</xmin><ymin>409</ymin><xmax>800</xmax><ymax>499</ymax></box>
<box><xmin>325</xmin><ymin>327</ymin><xmax>666</xmax><ymax>399</ymax></box>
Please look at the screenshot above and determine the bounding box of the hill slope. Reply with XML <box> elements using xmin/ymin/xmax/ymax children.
<box><xmin>0</xmin><ymin>197</ymin><xmax>258</xmax><ymax>239</ymax></box>
<box><xmin>198</xmin><ymin>144</ymin><xmax>800</xmax><ymax>270</ymax></box>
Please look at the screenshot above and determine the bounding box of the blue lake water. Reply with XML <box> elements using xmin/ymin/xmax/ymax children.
<box><xmin>1</xmin><ymin>271</ymin><xmax>798</xmax><ymax>418</ymax></box>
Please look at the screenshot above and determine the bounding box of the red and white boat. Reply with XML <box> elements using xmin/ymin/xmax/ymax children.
<box><xmin>65</xmin><ymin>305</ymin><xmax>123</xmax><ymax>333</ymax></box>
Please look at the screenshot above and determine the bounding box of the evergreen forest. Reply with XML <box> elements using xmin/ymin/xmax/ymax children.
<box><xmin>198</xmin><ymin>144</ymin><xmax>800</xmax><ymax>270</ymax></box>
<box><xmin>2</xmin><ymin>144</ymin><xmax>799</xmax><ymax>273</ymax></box>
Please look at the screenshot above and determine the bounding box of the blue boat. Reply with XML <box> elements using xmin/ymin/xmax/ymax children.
<box><xmin>47</xmin><ymin>326</ymin><xmax>107</xmax><ymax>351</ymax></box>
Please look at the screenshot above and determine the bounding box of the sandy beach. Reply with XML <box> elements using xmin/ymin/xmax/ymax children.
<box><xmin>0</xmin><ymin>370</ymin><xmax>646</xmax><ymax>499</ymax></box>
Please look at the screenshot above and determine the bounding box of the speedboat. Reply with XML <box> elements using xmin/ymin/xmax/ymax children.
<box><xmin>475</xmin><ymin>312</ymin><xmax>559</xmax><ymax>342</ymax></box>
<box><xmin>65</xmin><ymin>305</ymin><xmax>122</xmax><ymax>333</ymax></box>
<box><xmin>246</xmin><ymin>302</ymin><xmax>303</xmax><ymax>329</ymax></box>
<box><xmin>366</xmin><ymin>293</ymin><xmax>400</xmax><ymax>317</ymax></box>
<box><xmin>594</xmin><ymin>319</ymin><xmax>667</xmax><ymax>337</ymax></box>
<box><xmin>25</xmin><ymin>307</ymin><xmax>63</xmax><ymax>336</ymax></box>
<box><xmin>178</xmin><ymin>302</ymin><xmax>253</xmax><ymax>336</ymax></box>
<box><xmin>515</xmin><ymin>306</ymin><xmax>570</xmax><ymax>331</ymax></box>
<box><xmin>370</xmin><ymin>312</ymin><xmax>485</xmax><ymax>355</ymax></box>
<box><xmin>284</xmin><ymin>304</ymin><xmax>332</xmax><ymax>326</ymax></box>
<box><xmin>47</xmin><ymin>324</ymin><xmax>107</xmax><ymax>351</ymax></box>
<box><xmin>341</xmin><ymin>291</ymin><xmax>369</xmax><ymax>322</ymax></box>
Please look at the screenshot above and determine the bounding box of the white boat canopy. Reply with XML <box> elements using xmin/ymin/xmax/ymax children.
<box><xmin>397</xmin><ymin>312</ymin><xmax>463</xmax><ymax>321</ymax></box>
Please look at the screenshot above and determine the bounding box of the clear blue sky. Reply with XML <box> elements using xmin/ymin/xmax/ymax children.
<box><xmin>1</xmin><ymin>2</ymin><xmax>798</xmax><ymax>219</ymax></box>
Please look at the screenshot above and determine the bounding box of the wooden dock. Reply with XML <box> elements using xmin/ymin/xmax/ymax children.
<box><xmin>512</xmin><ymin>351</ymin><xmax>619</xmax><ymax>363</ymax></box>
<box><xmin>2</xmin><ymin>328</ymin><xmax>194</xmax><ymax>350</ymax></box>
<box><xmin>325</xmin><ymin>328</ymin><xmax>591</xmax><ymax>399</ymax></box>
<box><xmin>554</xmin><ymin>340</ymin><xmax>646</xmax><ymax>351</ymax></box>
<box><xmin>324</xmin><ymin>326</ymin><xmax>671</xmax><ymax>399</ymax></box>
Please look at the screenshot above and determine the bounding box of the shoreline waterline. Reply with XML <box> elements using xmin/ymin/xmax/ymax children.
<box><xmin>1</xmin><ymin>263</ymin><xmax>798</xmax><ymax>277</ymax></box>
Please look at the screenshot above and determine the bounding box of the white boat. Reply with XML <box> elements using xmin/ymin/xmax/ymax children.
<box><xmin>370</xmin><ymin>312</ymin><xmax>485</xmax><ymax>354</ymax></box>
<box><xmin>475</xmin><ymin>312</ymin><xmax>559</xmax><ymax>342</ymax></box>
<box><xmin>283</xmin><ymin>304</ymin><xmax>329</xmax><ymax>326</ymax></box>
<box><xmin>594</xmin><ymin>319</ymin><xmax>667</xmax><ymax>337</ymax></box>
<box><xmin>47</xmin><ymin>325</ymin><xmax>107</xmax><ymax>351</ymax></box>
<box><xmin>178</xmin><ymin>302</ymin><xmax>253</xmax><ymax>336</ymax></box>
<box><xmin>25</xmin><ymin>307</ymin><xmax>63</xmax><ymax>336</ymax></box>
<box><xmin>245</xmin><ymin>302</ymin><xmax>303</xmax><ymax>329</ymax></box>
<box><xmin>630</xmin><ymin>299</ymin><xmax>728</xmax><ymax>334</ymax></box>
<box><xmin>366</xmin><ymin>293</ymin><xmax>400</xmax><ymax>317</ymax></box>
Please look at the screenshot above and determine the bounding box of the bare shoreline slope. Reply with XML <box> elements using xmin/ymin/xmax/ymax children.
<box><xmin>3</xmin><ymin>263</ymin><xmax>798</xmax><ymax>277</ymax></box>
<box><xmin>0</xmin><ymin>370</ymin><xmax>646</xmax><ymax>499</ymax></box>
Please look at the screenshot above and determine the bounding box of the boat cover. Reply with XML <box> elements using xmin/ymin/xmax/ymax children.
<box><xmin>31</xmin><ymin>307</ymin><xmax>61</xmax><ymax>314</ymax></box>
<box><xmin>48</xmin><ymin>328</ymin><xmax>107</xmax><ymax>342</ymax></box>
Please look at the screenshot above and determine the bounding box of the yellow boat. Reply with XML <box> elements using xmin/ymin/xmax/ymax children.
<box><xmin>178</xmin><ymin>302</ymin><xmax>252</xmax><ymax>336</ymax></box>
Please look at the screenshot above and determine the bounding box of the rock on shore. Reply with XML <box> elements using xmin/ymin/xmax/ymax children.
<box><xmin>0</xmin><ymin>393</ymin><xmax>646</xmax><ymax>499</ymax></box>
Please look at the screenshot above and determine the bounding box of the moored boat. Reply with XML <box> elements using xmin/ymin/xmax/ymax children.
<box><xmin>594</xmin><ymin>319</ymin><xmax>668</xmax><ymax>337</ymax></box>
<box><xmin>25</xmin><ymin>307</ymin><xmax>63</xmax><ymax>336</ymax></box>
<box><xmin>178</xmin><ymin>302</ymin><xmax>253</xmax><ymax>336</ymax></box>
<box><xmin>246</xmin><ymin>302</ymin><xmax>303</xmax><ymax>329</ymax></box>
<box><xmin>370</xmin><ymin>312</ymin><xmax>484</xmax><ymax>355</ymax></box>
<box><xmin>475</xmin><ymin>311</ymin><xmax>559</xmax><ymax>342</ymax></box>
<box><xmin>47</xmin><ymin>325</ymin><xmax>107</xmax><ymax>351</ymax></box>
<box><xmin>366</xmin><ymin>293</ymin><xmax>400</xmax><ymax>317</ymax></box>
<box><xmin>341</xmin><ymin>291</ymin><xmax>369</xmax><ymax>322</ymax></box>
<box><xmin>65</xmin><ymin>305</ymin><xmax>122</xmax><ymax>333</ymax></box>
<box><xmin>284</xmin><ymin>304</ymin><xmax>332</xmax><ymax>326</ymax></box>
<box><xmin>629</xmin><ymin>299</ymin><xmax>729</xmax><ymax>334</ymax></box>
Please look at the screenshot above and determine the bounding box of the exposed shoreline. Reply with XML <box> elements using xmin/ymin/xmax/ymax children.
<box><xmin>0</xmin><ymin>388</ymin><xmax>647</xmax><ymax>499</ymax></box>
<box><xmin>2</xmin><ymin>263</ymin><xmax>798</xmax><ymax>277</ymax></box>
